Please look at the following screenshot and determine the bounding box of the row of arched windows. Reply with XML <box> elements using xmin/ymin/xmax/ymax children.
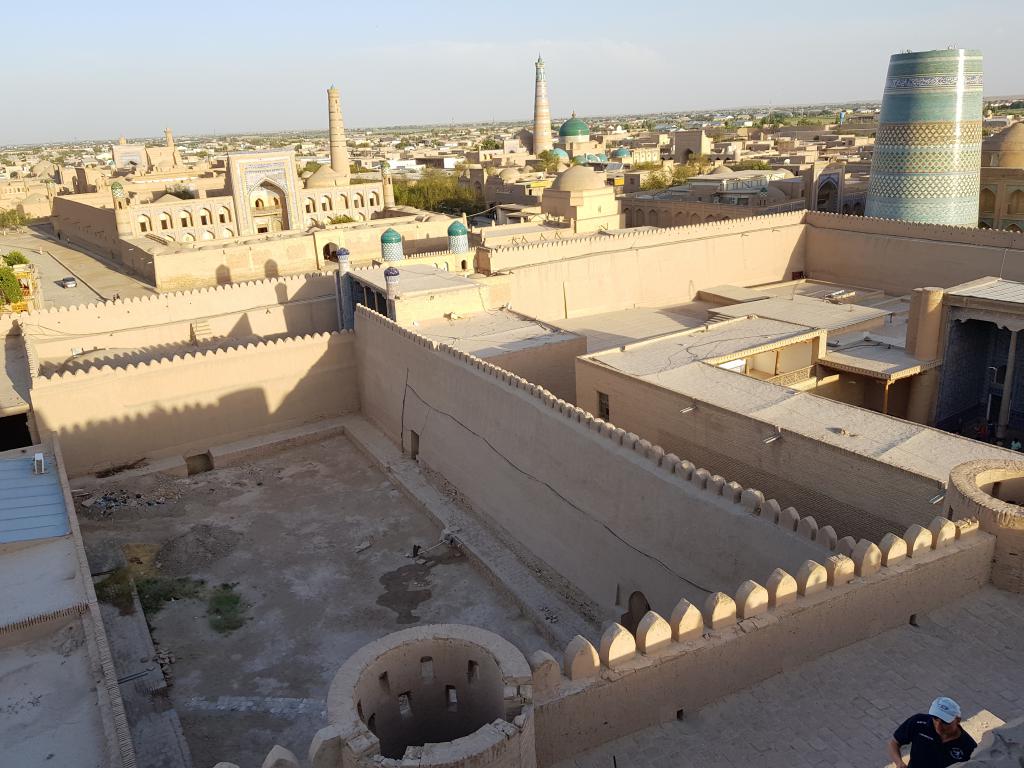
<box><xmin>137</xmin><ymin>206</ymin><xmax>232</xmax><ymax>234</ymax></box>
<box><xmin>302</xmin><ymin>192</ymin><xmax>380</xmax><ymax>215</ymax></box>
<box><xmin>981</xmin><ymin>188</ymin><xmax>1024</xmax><ymax>216</ymax></box>
<box><xmin>163</xmin><ymin>228</ymin><xmax>235</xmax><ymax>242</ymax></box>
<box><xmin>625</xmin><ymin>209</ymin><xmax>730</xmax><ymax>227</ymax></box>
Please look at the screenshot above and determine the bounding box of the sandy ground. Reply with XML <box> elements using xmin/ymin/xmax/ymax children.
<box><xmin>0</xmin><ymin>618</ymin><xmax>106</xmax><ymax>768</ymax></box>
<box><xmin>79</xmin><ymin>435</ymin><xmax>551</xmax><ymax>768</ymax></box>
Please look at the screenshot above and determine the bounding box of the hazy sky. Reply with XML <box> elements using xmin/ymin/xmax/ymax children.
<box><xmin>4</xmin><ymin>0</ymin><xmax>1022</xmax><ymax>145</ymax></box>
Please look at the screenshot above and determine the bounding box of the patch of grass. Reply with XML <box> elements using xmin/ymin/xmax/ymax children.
<box><xmin>136</xmin><ymin>576</ymin><xmax>206</xmax><ymax>614</ymax></box>
<box><xmin>207</xmin><ymin>583</ymin><xmax>247</xmax><ymax>633</ymax></box>
<box><xmin>94</xmin><ymin>568</ymin><xmax>135</xmax><ymax>615</ymax></box>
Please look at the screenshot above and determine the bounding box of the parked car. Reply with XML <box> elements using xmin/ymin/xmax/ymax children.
<box><xmin>58</xmin><ymin>276</ymin><xmax>77</xmax><ymax>288</ymax></box>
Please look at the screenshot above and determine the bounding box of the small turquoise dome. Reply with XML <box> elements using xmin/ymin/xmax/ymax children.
<box><xmin>596</xmin><ymin>153</ymin><xmax>608</xmax><ymax>163</ymax></box>
<box><xmin>551</xmin><ymin>148</ymin><xmax>570</xmax><ymax>160</ymax></box>
<box><xmin>380</xmin><ymin>228</ymin><xmax>402</xmax><ymax>244</ymax></box>
<box><xmin>571</xmin><ymin>155</ymin><xmax>587</xmax><ymax>165</ymax></box>
<box><xmin>585</xmin><ymin>153</ymin><xmax>600</xmax><ymax>163</ymax></box>
<box><xmin>447</xmin><ymin>220</ymin><xmax>468</xmax><ymax>236</ymax></box>
<box><xmin>559</xmin><ymin>113</ymin><xmax>589</xmax><ymax>138</ymax></box>
<box><xmin>611</xmin><ymin>147</ymin><xmax>631</xmax><ymax>158</ymax></box>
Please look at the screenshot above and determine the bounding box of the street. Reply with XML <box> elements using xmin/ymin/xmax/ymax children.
<box><xmin>0</xmin><ymin>224</ymin><xmax>156</xmax><ymax>308</ymax></box>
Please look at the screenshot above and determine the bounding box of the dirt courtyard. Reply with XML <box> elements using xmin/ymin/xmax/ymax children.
<box><xmin>79</xmin><ymin>434</ymin><xmax>551</xmax><ymax>768</ymax></box>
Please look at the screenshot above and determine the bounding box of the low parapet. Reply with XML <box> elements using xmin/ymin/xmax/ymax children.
<box><xmin>17</xmin><ymin>271</ymin><xmax>335</xmax><ymax>320</ymax></box>
<box><xmin>31</xmin><ymin>330</ymin><xmax>349</xmax><ymax>386</ymax></box>
<box><xmin>806</xmin><ymin>210</ymin><xmax>1024</xmax><ymax>248</ymax></box>
<box><xmin>479</xmin><ymin>209</ymin><xmax>807</xmax><ymax>264</ymax></box>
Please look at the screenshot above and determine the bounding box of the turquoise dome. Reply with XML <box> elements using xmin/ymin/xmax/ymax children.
<box><xmin>585</xmin><ymin>153</ymin><xmax>600</xmax><ymax>163</ymax></box>
<box><xmin>551</xmin><ymin>148</ymin><xmax>570</xmax><ymax>160</ymax></box>
<box><xmin>558</xmin><ymin>113</ymin><xmax>589</xmax><ymax>138</ymax></box>
<box><xmin>597</xmin><ymin>153</ymin><xmax>608</xmax><ymax>162</ymax></box>
<box><xmin>380</xmin><ymin>228</ymin><xmax>402</xmax><ymax>244</ymax></box>
<box><xmin>447</xmin><ymin>221</ymin><xmax>468</xmax><ymax>236</ymax></box>
<box><xmin>611</xmin><ymin>147</ymin><xmax>631</xmax><ymax>158</ymax></box>
<box><xmin>571</xmin><ymin>155</ymin><xmax>587</xmax><ymax>165</ymax></box>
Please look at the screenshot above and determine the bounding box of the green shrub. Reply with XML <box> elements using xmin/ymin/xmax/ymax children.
<box><xmin>0</xmin><ymin>267</ymin><xmax>22</xmax><ymax>304</ymax></box>
<box><xmin>3</xmin><ymin>251</ymin><xmax>28</xmax><ymax>266</ymax></box>
<box><xmin>136</xmin><ymin>576</ymin><xmax>205</xmax><ymax>613</ymax></box>
<box><xmin>207</xmin><ymin>583</ymin><xmax>247</xmax><ymax>633</ymax></box>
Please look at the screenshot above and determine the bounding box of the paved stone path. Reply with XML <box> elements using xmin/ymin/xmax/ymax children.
<box><xmin>557</xmin><ymin>586</ymin><xmax>1024</xmax><ymax>768</ymax></box>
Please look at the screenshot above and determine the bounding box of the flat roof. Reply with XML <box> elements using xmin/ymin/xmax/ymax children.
<box><xmin>414</xmin><ymin>310</ymin><xmax>580</xmax><ymax>357</ymax></box>
<box><xmin>0</xmin><ymin>451</ymin><xmax>69</xmax><ymax>544</ymax></box>
<box><xmin>713</xmin><ymin>295</ymin><xmax>890</xmax><ymax>331</ymax></box>
<box><xmin>557</xmin><ymin>307</ymin><xmax>706</xmax><ymax>353</ymax></box>
<box><xmin>946</xmin><ymin>277</ymin><xmax>1024</xmax><ymax>305</ymax></box>
<box><xmin>351</xmin><ymin>263</ymin><xmax>477</xmax><ymax>295</ymax></box>
<box><xmin>584</xmin><ymin>344</ymin><xmax>1014</xmax><ymax>482</ymax></box>
<box><xmin>820</xmin><ymin>341</ymin><xmax>937</xmax><ymax>380</ymax></box>
<box><xmin>589</xmin><ymin>317</ymin><xmax>818</xmax><ymax>375</ymax></box>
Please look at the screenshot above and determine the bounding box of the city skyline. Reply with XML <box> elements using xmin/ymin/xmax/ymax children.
<box><xmin>4</xmin><ymin>0</ymin><xmax>1022</xmax><ymax>145</ymax></box>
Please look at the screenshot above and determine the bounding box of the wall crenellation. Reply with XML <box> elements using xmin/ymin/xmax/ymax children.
<box><xmin>554</xmin><ymin>513</ymin><xmax>981</xmax><ymax>684</ymax></box>
<box><xmin>483</xmin><ymin>210</ymin><xmax>807</xmax><ymax>258</ymax></box>
<box><xmin>806</xmin><ymin>210</ymin><xmax>1024</xmax><ymax>247</ymax></box>
<box><xmin>356</xmin><ymin>305</ymin><xmax>864</xmax><ymax>554</ymax></box>
<box><xmin>31</xmin><ymin>330</ymin><xmax>350</xmax><ymax>386</ymax></box>
<box><xmin>18</xmin><ymin>271</ymin><xmax>332</xmax><ymax>319</ymax></box>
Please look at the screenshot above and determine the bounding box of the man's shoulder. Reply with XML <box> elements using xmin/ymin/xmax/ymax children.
<box><xmin>960</xmin><ymin>730</ymin><xmax>979</xmax><ymax>750</ymax></box>
<box><xmin>904</xmin><ymin>714</ymin><xmax>932</xmax><ymax>728</ymax></box>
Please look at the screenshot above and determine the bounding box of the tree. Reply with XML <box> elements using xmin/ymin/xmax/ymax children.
<box><xmin>640</xmin><ymin>169</ymin><xmax>671</xmax><ymax>191</ymax></box>
<box><xmin>479</xmin><ymin>138</ymin><xmax>502</xmax><ymax>150</ymax></box>
<box><xmin>394</xmin><ymin>169</ymin><xmax>483</xmax><ymax>216</ymax></box>
<box><xmin>730</xmin><ymin>160</ymin><xmax>773</xmax><ymax>171</ymax></box>
<box><xmin>301</xmin><ymin>161</ymin><xmax>322</xmax><ymax>175</ymax></box>
<box><xmin>0</xmin><ymin>268</ymin><xmax>22</xmax><ymax>304</ymax></box>
<box><xmin>3</xmin><ymin>251</ymin><xmax>29</xmax><ymax>267</ymax></box>
<box><xmin>535</xmin><ymin>150</ymin><xmax>561</xmax><ymax>173</ymax></box>
<box><xmin>0</xmin><ymin>210</ymin><xmax>29</xmax><ymax>228</ymax></box>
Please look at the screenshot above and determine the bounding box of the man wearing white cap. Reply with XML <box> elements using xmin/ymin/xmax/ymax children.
<box><xmin>887</xmin><ymin>697</ymin><xmax>977</xmax><ymax>766</ymax></box>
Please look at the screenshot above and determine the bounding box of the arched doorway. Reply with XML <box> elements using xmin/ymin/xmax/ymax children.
<box><xmin>250</xmin><ymin>180</ymin><xmax>288</xmax><ymax>234</ymax></box>
<box><xmin>620</xmin><ymin>591</ymin><xmax>650</xmax><ymax>636</ymax></box>
<box><xmin>816</xmin><ymin>178</ymin><xmax>839</xmax><ymax>212</ymax></box>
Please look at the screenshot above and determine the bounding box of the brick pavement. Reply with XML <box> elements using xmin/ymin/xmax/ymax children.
<box><xmin>557</xmin><ymin>586</ymin><xmax>1024</xmax><ymax>768</ymax></box>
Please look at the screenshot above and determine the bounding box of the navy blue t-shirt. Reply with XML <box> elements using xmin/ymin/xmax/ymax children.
<box><xmin>893</xmin><ymin>714</ymin><xmax>977</xmax><ymax>767</ymax></box>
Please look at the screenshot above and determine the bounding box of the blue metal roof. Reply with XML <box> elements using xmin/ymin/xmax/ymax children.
<box><xmin>0</xmin><ymin>454</ymin><xmax>70</xmax><ymax>544</ymax></box>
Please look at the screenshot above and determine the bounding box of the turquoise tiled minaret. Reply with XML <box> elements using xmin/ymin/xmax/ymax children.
<box><xmin>380</xmin><ymin>227</ymin><xmax>403</xmax><ymax>262</ymax></box>
<box><xmin>865</xmin><ymin>49</ymin><xmax>983</xmax><ymax>227</ymax></box>
<box><xmin>447</xmin><ymin>220</ymin><xmax>469</xmax><ymax>254</ymax></box>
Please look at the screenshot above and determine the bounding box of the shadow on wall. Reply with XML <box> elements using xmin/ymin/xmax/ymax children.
<box><xmin>34</xmin><ymin>338</ymin><xmax>358</xmax><ymax>474</ymax></box>
<box><xmin>265</xmin><ymin>259</ymin><xmax>279</xmax><ymax>279</ymax></box>
<box><xmin>216</xmin><ymin>265</ymin><xmax>231</xmax><ymax>285</ymax></box>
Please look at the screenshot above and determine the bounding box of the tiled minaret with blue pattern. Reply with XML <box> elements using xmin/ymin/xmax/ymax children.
<box><xmin>380</xmin><ymin>227</ymin><xmax>403</xmax><ymax>262</ymax></box>
<box><xmin>865</xmin><ymin>49</ymin><xmax>983</xmax><ymax>227</ymax></box>
<box><xmin>447</xmin><ymin>220</ymin><xmax>469</xmax><ymax>254</ymax></box>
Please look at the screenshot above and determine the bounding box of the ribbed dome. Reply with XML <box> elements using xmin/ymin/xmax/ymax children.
<box><xmin>559</xmin><ymin>113</ymin><xmax>589</xmax><ymax>138</ymax></box>
<box><xmin>447</xmin><ymin>221</ymin><xmax>468</xmax><ymax>236</ymax></box>
<box><xmin>709</xmin><ymin>165</ymin><xmax>734</xmax><ymax>175</ymax></box>
<box><xmin>551</xmin><ymin>165</ymin><xmax>606</xmax><ymax>192</ymax></box>
<box><xmin>380</xmin><ymin>228</ymin><xmax>402</xmax><ymax>244</ymax></box>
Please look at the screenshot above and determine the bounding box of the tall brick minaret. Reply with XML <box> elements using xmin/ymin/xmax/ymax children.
<box><xmin>532</xmin><ymin>56</ymin><xmax>553</xmax><ymax>155</ymax></box>
<box><xmin>327</xmin><ymin>85</ymin><xmax>352</xmax><ymax>183</ymax></box>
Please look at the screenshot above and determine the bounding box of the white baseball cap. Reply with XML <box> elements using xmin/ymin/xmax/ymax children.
<box><xmin>929</xmin><ymin>697</ymin><xmax>961</xmax><ymax>723</ymax></box>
